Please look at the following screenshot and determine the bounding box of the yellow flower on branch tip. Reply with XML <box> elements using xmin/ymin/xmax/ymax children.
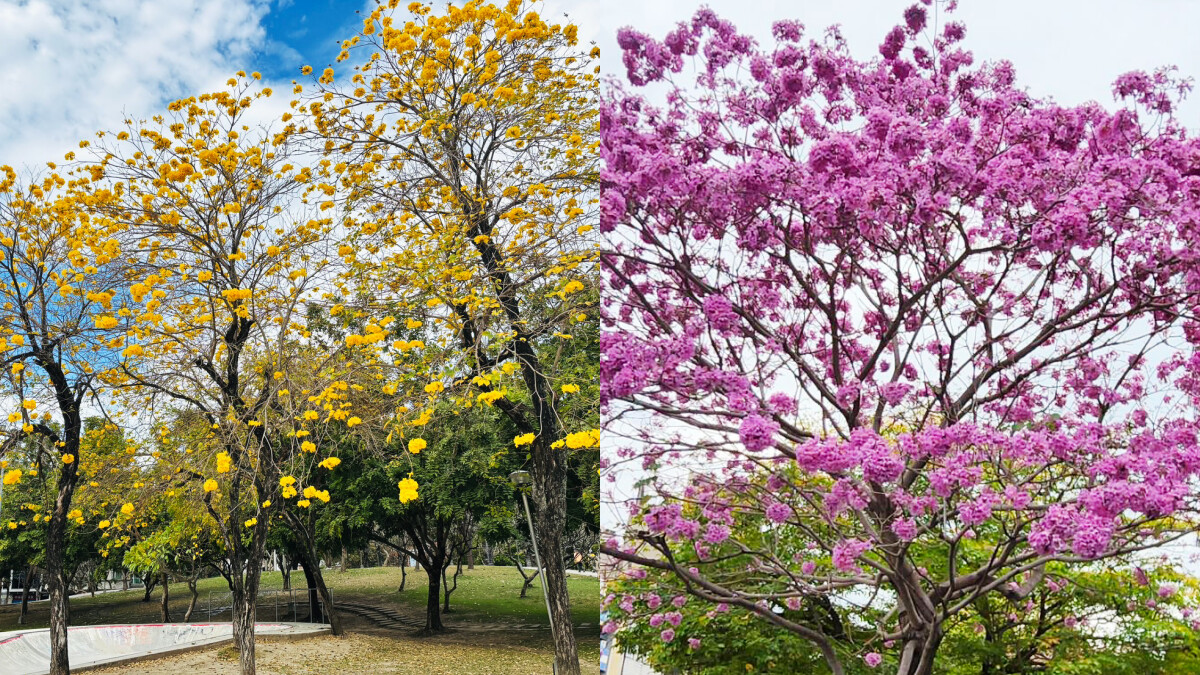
<box><xmin>282</xmin><ymin>486</ymin><xmax>298</xmax><ymax>498</ymax></box>
<box><xmin>301</xmin><ymin>441</ymin><xmax>316</xmax><ymax>453</ymax></box>
<box><xmin>408</xmin><ymin>438</ymin><xmax>426</xmax><ymax>454</ymax></box>
<box><xmin>120</xmin><ymin>503</ymin><xmax>134</xmax><ymax>516</ymax></box>
<box><xmin>514</xmin><ymin>433</ymin><xmax>536</xmax><ymax>447</ymax></box>
<box><xmin>319</xmin><ymin>456</ymin><xmax>341</xmax><ymax>470</ymax></box>
<box><xmin>11</xmin><ymin>363</ymin><xmax>23</xmax><ymax>374</ymax></box>
<box><xmin>7</xmin><ymin>412</ymin><xmax>20</xmax><ymax>424</ymax></box>
<box><xmin>203</xmin><ymin>479</ymin><xmax>218</xmax><ymax>493</ymax></box>
<box><xmin>61</xmin><ymin>454</ymin><xmax>74</xmax><ymax>464</ymax></box>
<box><xmin>68</xmin><ymin>509</ymin><xmax>82</xmax><ymax>520</ymax></box>
<box><xmin>564</xmin><ymin>429</ymin><xmax>602</xmax><ymax>449</ymax></box>
<box><xmin>262</xmin><ymin>500</ymin><xmax>271</xmax><ymax>508</ymax></box>
<box><xmin>561</xmin><ymin>384</ymin><xmax>580</xmax><ymax>394</ymax></box>
<box><xmin>244</xmin><ymin>518</ymin><xmax>257</xmax><ymax>528</ymax></box>
<box><xmin>3</xmin><ymin>469</ymin><xmax>21</xmax><ymax>485</ymax></box>
<box><xmin>216</xmin><ymin>452</ymin><xmax>232</xmax><ymax>473</ymax></box>
<box><xmin>347</xmin><ymin>416</ymin><xmax>362</xmax><ymax>428</ymax></box>
<box><xmin>398</xmin><ymin>477</ymin><xmax>419</xmax><ymax>504</ymax></box>
<box><xmin>21</xmin><ymin>399</ymin><xmax>36</xmax><ymax>410</ymax></box>
<box><xmin>297</xmin><ymin>499</ymin><xmax>311</xmax><ymax>508</ymax></box>
<box><xmin>94</xmin><ymin>316</ymin><xmax>118</xmax><ymax>329</ymax></box>
<box><xmin>280</xmin><ymin>475</ymin><xmax>297</xmax><ymax>487</ymax></box>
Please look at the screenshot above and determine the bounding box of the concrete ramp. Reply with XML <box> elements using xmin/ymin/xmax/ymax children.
<box><xmin>0</xmin><ymin>622</ymin><xmax>328</xmax><ymax>675</ymax></box>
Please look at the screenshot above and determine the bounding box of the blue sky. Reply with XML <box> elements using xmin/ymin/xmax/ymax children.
<box><xmin>254</xmin><ymin>0</ymin><xmax>364</xmax><ymax>81</ymax></box>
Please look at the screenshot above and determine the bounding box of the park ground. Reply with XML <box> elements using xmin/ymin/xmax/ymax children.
<box><xmin>0</xmin><ymin>565</ymin><xmax>601</xmax><ymax>674</ymax></box>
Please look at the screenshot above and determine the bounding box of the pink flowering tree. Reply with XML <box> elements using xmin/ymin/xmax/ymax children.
<box><xmin>600</xmin><ymin>3</ymin><xmax>1200</xmax><ymax>674</ymax></box>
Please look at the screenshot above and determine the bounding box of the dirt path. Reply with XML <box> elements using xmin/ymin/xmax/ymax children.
<box><xmin>87</xmin><ymin>629</ymin><xmax>601</xmax><ymax>675</ymax></box>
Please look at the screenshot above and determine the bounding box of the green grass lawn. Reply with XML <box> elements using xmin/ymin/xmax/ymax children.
<box><xmin>325</xmin><ymin>565</ymin><xmax>601</xmax><ymax>625</ymax></box>
<box><xmin>0</xmin><ymin>565</ymin><xmax>599</xmax><ymax>632</ymax></box>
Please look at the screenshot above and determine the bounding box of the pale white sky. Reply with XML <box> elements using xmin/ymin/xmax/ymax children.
<box><xmin>593</xmin><ymin>0</ymin><xmax>1200</xmax><ymax>128</ymax></box>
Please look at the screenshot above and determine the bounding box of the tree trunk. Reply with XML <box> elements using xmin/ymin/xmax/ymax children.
<box><xmin>443</xmin><ymin>557</ymin><xmax>462</xmax><ymax>612</ymax></box>
<box><xmin>18</xmin><ymin>564</ymin><xmax>33</xmax><ymax>624</ymax></box>
<box><xmin>423</xmin><ymin>562</ymin><xmax>444</xmax><ymax>631</ymax></box>
<box><xmin>468</xmin><ymin>544</ymin><xmax>475</xmax><ymax>570</ymax></box>
<box><xmin>160</xmin><ymin>572</ymin><xmax>171</xmax><ymax>622</ymax></box>
<box><xmin>46</xmin><ymin>514</ymin><xmax>72</xmax><ymax>672</ymax></box>
<box><xmin>307</xmin><ymin>559</ymin><xmax>341</xmax><ymax>635</ymax></box>
<box><xmin>529</xmin><ymin>446</ymin><xmax>581</xmax><ymax>675</ymax></box>
<box><xmin>184</xmin><ymin>577</ymin><xmax>199</xmax><ymax>622</ymax></box>
<box><xmin>340</xmin><ymin>547</ymin><xmax>348</xmax><ymax>573</ymax></box>
<box><xmin>280</xmin><ymin>553</ymin><xmax>291</xmax><ymax>591</ymax></box>
<box><xmin>142</xmin><ymin>575</ymin><xmax>158</xmax><ymax>602</ymax></box>
<box><xmin>298</xmin><ymin>556</ymin><xmax>323</xmax><ymax>624</ymax></box>
<box><xmin>398</xmin><ymin>556</ymin><xmax>407</xmax><ymax>592</ymax></box>
<box><xmin>516</xmin><ymin>563</ymin><xmax>539</xmax><ymax>599</ymax></box>
<box><xmin>897</xmin><ymin>630</ymin><xmax>944</xmax><ymax>675</ymax></box>
<box><xmin>121</xmin><ymin>572</ymin><xmax>128</xmax><ymax>592</ymax></box>
<box><xmin>231</xmin><ymin>584</ymin><xmax>257</xmax><ymax>675</ymax></box>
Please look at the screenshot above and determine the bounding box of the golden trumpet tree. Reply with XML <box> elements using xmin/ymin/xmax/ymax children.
<box><xmin>304</xmin><ymin>2</ymin><xmax>599</xmax><ymax>671</ymax></box>
<box><xmin>79</xmin><ymin>77</ymin><xmax>366</xmax><ymax>674</ymax></box>
<box><xmin>0</xmin><ymin>166</ymin><xmax>123</xmax><ymax>675</ymax></box>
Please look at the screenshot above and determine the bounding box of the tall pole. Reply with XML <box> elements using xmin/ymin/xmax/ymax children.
<box><xmin>0</xmin><ymin>469</ymin><xmax>6</xmax><ymax>605</ymax></box>
<box><xmin>521</xmin><ymin>490</ymin><xmax>557</xmax><ymax>675</ymax></box>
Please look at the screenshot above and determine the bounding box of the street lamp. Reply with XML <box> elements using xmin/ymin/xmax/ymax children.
<box><xmin>510</xmin><ymin>469</ymin><xmax>557</xmax><ymax>674</ymax></box>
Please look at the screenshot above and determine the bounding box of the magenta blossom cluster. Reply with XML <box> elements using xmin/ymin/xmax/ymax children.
<box><xmin>601</xmin><ymin>3</ymin><xmax>1200</xmax><ymax>673</ymax></box>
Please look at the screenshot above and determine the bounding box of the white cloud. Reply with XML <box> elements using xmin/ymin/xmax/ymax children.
<box><xmin>0</xmin><ymin>0</ymin><xmax>274</xmax><ymax>169</ymax></box>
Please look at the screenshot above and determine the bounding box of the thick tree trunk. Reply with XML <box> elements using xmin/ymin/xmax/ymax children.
<box><xmin>897</xmin><ymin>630</ymin><xmax>943</xmax><ymax>675</ymax></box>
<box><xmin>398</xmin><ymin>557</ymin><xmax>407</xmax><ymax>592</ymax></box>
<box><xmin>468</xmin><ymin>545</ymin><xmax>475</xmax><ymax>570</ymax></box>
<box><xmin>298</xmin><ymin>556</ymin><xmax>323</xmax><ymax>624</ymax></box>
<box><xmin>307</xmin><ymin>561</ymin><xmax>341</xmax><ymax>635</ymax></box>
<box><xmin>290</xmin><ymin>527</ymin><xmax>342</xmax><ymax>635</ymax></box>
<box><xmin>160</xmin><ymin>572</ymin><xmax>171</xmax><ymax>622</ymax></box>
<box><xmin>423</xmin><ymin>562</ymin><xmax>444</xmax><ymax>631</ymax></box>
<box><xmin>340</xmin><ymin>547</ymin><xmax>348</xmax><ymax>573</ymax></box>
<box><xmin>530</xmin><ymin>443</ymin><xmax>580</xmax><ymax>675</ymax></box>
<box><xmin>231</xmin><ymin>584</ymin><xmax>257</xmax><ymax>675</ymax></box>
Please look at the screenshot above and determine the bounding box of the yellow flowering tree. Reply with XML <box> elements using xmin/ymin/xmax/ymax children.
<box><xmin>304</xmin><ymin>2</ymin><xmax>599</xmax><ymax>670</ymax></box>
<box><xmin>80</xmin><ymin>78</ymin><xmax>362</xmax><ymax>673</ymax></box>
<box><xmin>0</xmin><ymin>166</ymin><xmax>122</xmax><ymax>675</ymax></box>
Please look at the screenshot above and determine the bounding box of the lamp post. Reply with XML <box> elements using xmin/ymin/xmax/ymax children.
<box><xmin>0</xmin><ymin>460</ymin><xmax>6</xmax><ymax>606</ymax></box>
<box><xmin>510</xmin><ymin>469</ymin><xmax>556</xmax><ymax>674</ymax></box>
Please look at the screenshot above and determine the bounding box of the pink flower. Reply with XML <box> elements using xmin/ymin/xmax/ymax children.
<box><xmin>832</xmin><ymin>539</ymin><xmax>870</xmax><ymax>572</ymax></box>
<box><xmin>864</xmin><ymin>652</ymin><xmax>883</xmax><ymax>667</ymax></box>
<box><xmin>739</xmin><ymin>414</ymin><xmax>779</xmax><ymax>452</ymax></box>
<box><xmin>765</xmin><ymin>502</ymin><xmax>791</xmax><ymax>523</ymax></box>
<box><xmin>660</xmin><ymin>629</ymin><xmax>675</xmax><ymax>643</ymax></box>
